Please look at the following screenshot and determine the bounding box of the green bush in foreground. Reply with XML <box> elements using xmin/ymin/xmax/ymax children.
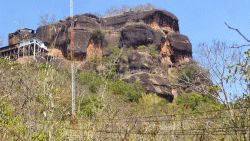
<box><xmin>0</xmin><ymin>57</ymin><xmax>18</xmax><ymax>67</ymax></box>
<box><xmin>79</xmin><ymin>95</ymin><xmax>104</xmax><ymax>118</ymax></box>
<box><xmin>0</xmin><ymin>100</ymin><xmax>27</xmax><ymax>140</ymax></box>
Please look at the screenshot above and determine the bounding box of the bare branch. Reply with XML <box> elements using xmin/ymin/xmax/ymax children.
<box><xmin>39</xmin><ymin>14</ymin><xmax>57</xmax><ymax>26</ymax></box>
<box><xmin>225</xmin><ymin>22</ymin><xmax>250</xmax><ymax>43</ymax></box>
<box><xmin>231</xmin><ymin>44</ymin><xmax>250</xmax><ymax>48</ymax></box>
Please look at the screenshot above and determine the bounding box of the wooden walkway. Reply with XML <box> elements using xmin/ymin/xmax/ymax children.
<box><xmin>0</xmin><ymin>38</ymin><xmax>48</xmax><ymax>60</ymax></box>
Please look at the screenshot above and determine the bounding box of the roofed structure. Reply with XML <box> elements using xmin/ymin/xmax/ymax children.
<box><xmin>0</xmin><ymin>38</ymin><xmax>48</xmax><ymax>60</ymax></box>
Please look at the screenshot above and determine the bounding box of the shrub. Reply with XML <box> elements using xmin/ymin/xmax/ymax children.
<box><xmin>175</xmin><ymin>91</ymin><xmax>221</xmax><ymax>111</ymax></box>
<box><xmin>178</xmin><ymin>63</ymin><xmax>209</xmax><ymax>84</ymax></box>
<box><xmin>135</xmin><ymin>94</ymin><xmax>168</xmax><ymax>115</ymax></box>
<box><xmin>178</xmin><ymin>64</ymin><xmax>198</xmax><ymax>82</ymax></box>
<box><xmin>108</xmin><ymin>80</ymin><xmax>144</xmax><ymax>102</ymax></box>
<box><xmin>0</xmin><ymin>101</ymin><xmax>16</xmax><ymax>125</ymax></box>
<box><xmin>0</xmin><ymin>100</ymin><xmax>27</xmax><ymax>140</ymax></box>
<box><xmin>0</xmin><ymin>58</ymin><xmax>10</xmax><ymax>65</ymax></box>
<box><xmin>79</xmin><ymin>95</ymin><xmax>103</xmax><ymax>118</ymax></box>
<box><xmin>36</xmin><ymin>63</ymin><xmax>47</xmax><ymax>71</ymax></box>
<box><xmin>78</xmin><ymin>72</ymin><xmax>104</xmax><ymax>94</ymax></box>
<box><xmin>78</xmin><ymin>71</ymin><xmax>144</xmax><ymax>102</ymax></box>
<box><xmin>91</xmin><ymin>29</ymin><xmax>104</xmax><ymax>44</ymax></box>
<box><xmin>0</xmin><ymin>58</ymin><xmax>17</xmax><ymax>66</ymax></box>
<box><xmin>138</xmin><ymin>94</ymin><xmax>166</xmax><ymax>108</ymax></box>
<box><xmin>137</xmin><ymin>44</ymin><xmax>158</xmax><ymax>57</ymax></box>
<box><xmin>32</xmin><ymin>130</ymin><xmax>47</xmax><ymax>141</ymax></box>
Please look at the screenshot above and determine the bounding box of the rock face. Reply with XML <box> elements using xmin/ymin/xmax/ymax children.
<box><xmin>8</xmin><ymin>28</ymin><xmax>35</xmax><ymax>45</ymax></box>
<box><xmin>161</xmin><ymin>33</ymin><xmax>192</xmax><ymax>65</ymax></box>
<box><xmin>8</xmin><ymin>9</ymin><xmax>190</xmax><ymax>62</ymax></box>
<box><xmin>120</xmin><ymin>25</ymin><xmax>163</xmax><ymax>48</ymax></box>
<box><xmin>103</xmin><ymin>10</ymin><xmax>179</xmax><ymax>32</ymax></box>
<box><xmin>8</xmin><ymin>9</ymin><xmax>193</xmax><ymax>101</ymax></box>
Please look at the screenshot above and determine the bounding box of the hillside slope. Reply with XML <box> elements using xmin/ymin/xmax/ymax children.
<box><xmin>0</xmin><ymin>56</ymin><xmax>249</xmax><ymax>141</ymax></box>
<box><xmin>1</xmin><ymin>8</ymin><xmax>249</xmax><ymax>141</ymax></box>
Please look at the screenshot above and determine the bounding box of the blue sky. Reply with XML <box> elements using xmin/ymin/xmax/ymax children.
<box><xmin>0</xmin><ymin>0</ymin><xmax>249</xmax><ymax>58</ymax></box>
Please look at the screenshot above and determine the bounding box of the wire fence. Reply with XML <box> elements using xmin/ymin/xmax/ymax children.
<box><xmin>66</xmin><ymin>125</ymin><xmax>250</xmax><ymax>134</ymax></box>
<box><xmin>95</xmin><ymin>126</ymin><xmax>250</xmax><ymax>136</ymax></box>
<box><xmin>63</xmin><ymin>107</ymin><xmax>250</xmax><ymax>140</ymax></box>
<box><xmin>94</xmin><ymin>106</ymin><xmax>249</xmax><ymax>120</ymax></box>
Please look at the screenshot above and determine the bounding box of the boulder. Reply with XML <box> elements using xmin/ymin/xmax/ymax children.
<box><xmin>128</xmin><ymin>51</ymin><xmax>155</xmax><ymax>70</ymax></box>
<box><xmin>122</xmin><ymin>72</ymin><xmax>173</xmax><ymax>102</ymax></box>
<box><xmin>8</xmin><ymin>28</ymin><xmax>35</xmax><ymax>46</ymax></box>
<box><xmin>74</xmin><ymin>13</ymin><xmax>101</xmax><ymax>29</ymax></box>
<box><xmin>167</xmin><ymin>33</ymin><xmax>192</xmax><ymax>53</ymax></box>
<box><xmin>72</xmin><ymin>30</ymin><xmax>92</xmax><ymax>53</ymax></box>
<box><xmin>117</xmin><ymin>50</ymin><xmax>161</xmax><ymax>73</ymax></box>
<box><xmin>119</xmin><ymin>25</ymin><xmax>163</xmax><ymax>48</ymax></box>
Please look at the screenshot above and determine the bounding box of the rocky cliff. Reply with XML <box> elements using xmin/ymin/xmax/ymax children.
<box><xmin>8</xmin><ymin>9</ymin><xmax>193</xmax><ymax>102</ymax></box>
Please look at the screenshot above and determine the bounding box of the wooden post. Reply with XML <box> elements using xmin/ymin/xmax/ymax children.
<box><xmin>22</xmin><ymin>47</ymin><xmax>24</xmax><ymax>57</ymax></box>
<box><xmin>38</xmin><ymin>45</ymin><xmax>41</xmax><ymax>56</ymax></box>
<box><xmin>18</xmin><ymin>47</ymin><xmax>20</xmax><ymax>58</ymax></box>
<box><xmin>37</xmin><ymin>47</ymin><xmax>39</xmax><ymax>56</ymax></box>
<box><xmin>28</xmin><ymin>45</ymin><xmax>31</xmax><ymax>56</ymax></box>
<box><xmin>13</xmin><ymin>50</ymin><xmax>15</xmax><ymax>59</ymax></box>
<box><xmin>33</xmin><ymin>44</ymin><xmax>36</xmax><ymax>58</ymax></box>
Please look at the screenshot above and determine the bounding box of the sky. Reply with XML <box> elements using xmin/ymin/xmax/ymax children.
<box><xmin>0</xmin><ymin>0</ymin><xmax>249</xmax><ymax>58</ymax></box>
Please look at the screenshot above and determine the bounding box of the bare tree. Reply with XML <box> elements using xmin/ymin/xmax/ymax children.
<box><xmin>104</xmin><ymin>3</ymin><xmax>156</xmax><ymax>17</ymax></box>
<box><xmin>197</xmin><ymin>41</ymin><xmax>242</xmax><ymax>104</ymax></box>
<box><xmin>0</xmin><ymin>36</ymin><xmax>3</xmax><ymax>46</ymax></box>
<box><xmin>196</xmin><ymin>25</ymin><xmax>250</xmax><ymax>140</ymax></box>
<box><xmin>105</xmin><ymin>5</ymin><xmax>130</xmax><ymax>17</ymax></box>
<box><xmin>132</xmin><ymin>3</ymin><xmax>155</xmax><ymax>12</ymax></box>
<box><xmin>39</xmin><ymin>14</ymin><xmax>57</xmax><ymax>26</ymax></box>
